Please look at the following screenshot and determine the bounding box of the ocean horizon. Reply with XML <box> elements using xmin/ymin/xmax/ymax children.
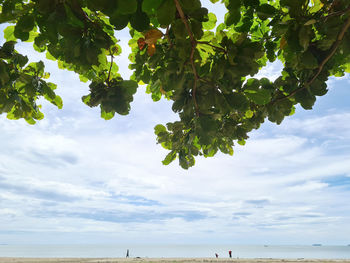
<box><xmin>0</xmin><ymin>244</ymin><xmax>349</xmax><ymax>259</ymax></box>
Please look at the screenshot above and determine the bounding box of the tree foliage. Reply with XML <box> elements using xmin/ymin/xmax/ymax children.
<box><xmin>1</xmin><ymin>0</ymin><xmax>350</xmax><ymax>168</ymax></box>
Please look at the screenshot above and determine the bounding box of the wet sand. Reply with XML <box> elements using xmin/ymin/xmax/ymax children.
<box><xmin>0</xmin><ymin>258</ymin><xmax>350</xmax><ymax>263</ymax></box>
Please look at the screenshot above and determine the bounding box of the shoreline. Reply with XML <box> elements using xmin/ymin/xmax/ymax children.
<box><xmin>1</xmin><ymin>258</ymin><xmax>350</xmax><ymax>263</ymax></box>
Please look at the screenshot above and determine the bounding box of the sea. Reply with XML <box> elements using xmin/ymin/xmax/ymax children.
<box><xmin>0</xmin><ymin>244</ymin><xmax>350</xmax><ymax>259</ymax></box>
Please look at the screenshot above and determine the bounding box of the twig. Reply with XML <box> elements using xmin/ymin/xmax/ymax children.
<box><xmin>197</xmin><ymin>41</ymin><xmax>227</xmax><ymax>53</ymax></box>
<box><xmin>173</xmin><ymin>0</ymin><xmax>200</xmax><ymax>116</ymax></box>
<box><xmin>71</xmin><ymin>0</ymin><xmax>93</xmax><ymax>23</ymax></box>
<box><xmin>272</xmin><ymin>12</ymin><xmax>350</xmax><ymax>103</ymax></box>
<box><xmin>68</xmin><ymin>0</ymin><xmax>94</xmax><ymax>35</ymax></box>
<box><xmin>322</xmin><ymin>6</ymin><xmax>350</xmax><ymax>20</ymax></box>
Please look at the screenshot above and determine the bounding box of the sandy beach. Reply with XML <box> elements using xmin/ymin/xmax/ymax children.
<box><xmin>0</xmin><ymin>258</ymin><xmax>350</xmax><ymax>263</ymax></box>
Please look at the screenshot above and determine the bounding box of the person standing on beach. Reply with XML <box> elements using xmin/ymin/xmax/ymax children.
<box><xmin>215</xmin><ymin>253</ymin><xmax>218</xmax><ymax>258</ymax></box>
<box><xmin>229</xmin><ymin>250</ymin><xmax>232</xmax><ymax>258</ymax></box>
<box><xmin>126</xmin><ymin>249</ymin><xmax>129</xmax><ymax>258</ymax></box>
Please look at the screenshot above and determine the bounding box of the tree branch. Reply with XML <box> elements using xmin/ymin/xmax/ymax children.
<box><xmin>173</xmin><ymin>0</ymin><xmax>196</xmax><ymax>45</ymax></box>
<box><xmin>272</xmin><ymin>12</ymin><xmax>350</xmax><ymax>103</ymax></box>
<box><xmin>173</xmin><ymin>0</ymin><xmax>200</xmax><ymax>116</ymax></box>
<box><xmin>307</xmin><ymin>13</ymin><xmax>350</xmax><ymax>85</ymax></box>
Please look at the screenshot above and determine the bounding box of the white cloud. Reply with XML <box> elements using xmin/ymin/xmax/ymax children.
<box><xmin>287</xmin><ymin>181</ymin><xmax>328</xmax><ymax>192</ymax></box>
<box><xmin>279</xmin><ymin>112</ymin><xmax>350</xmax><ymax>138</ymax></box>
<box><xmin>1</xmin><ymin>22</ymin><xmax>350</xmax><ymax>245</ymax></box>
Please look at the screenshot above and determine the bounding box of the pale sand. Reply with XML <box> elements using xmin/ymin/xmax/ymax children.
<box><xmin>0</xmin><ymin>258</ymin><xmax>350</xmax><ymax>263</ymax></box>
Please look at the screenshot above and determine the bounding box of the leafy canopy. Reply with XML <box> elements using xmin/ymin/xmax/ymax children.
<box><xmin>1</xmin><ymin>0</ymin><xmax>350</xmax><ymax>168</ymax></box>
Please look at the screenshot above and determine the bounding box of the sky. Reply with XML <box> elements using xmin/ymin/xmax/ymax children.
<box><xmin>0</xmin><ymin>1</ymin><xmax>350</xmax><ymax>246</ymax></box>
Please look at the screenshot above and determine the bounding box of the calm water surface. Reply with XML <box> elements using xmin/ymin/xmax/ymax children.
<box><xmin>0</xmin><ymin>244</ymin><xmax>349</xmax><ymax>259</ymax></box>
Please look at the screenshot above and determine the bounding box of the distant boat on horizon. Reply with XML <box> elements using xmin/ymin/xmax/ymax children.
<box><xmin>312</xmin><ymin>244</ymin><xmax>322</xmax><ymax>246</ymax></box>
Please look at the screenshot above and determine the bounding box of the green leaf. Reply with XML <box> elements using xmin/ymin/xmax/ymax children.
<box><xmin>242</xmin><ymin>0</ymin><xmax>259</xmax><ymax>7</ymax></box>
<box><xmin>172</xmin><ymin>19</ymin><xmax>187</xmax><ymax>39</ymax></box>
<box><xmin>130</xmin><ymin>11</ymin><xmax>150</xmax><ymax>32</ymax></box>
<box><xmin>294</xmin><ymin>88</ymin><xmax>316</xmax><ymax>110</ymax></box>
<box><xmin>46</xmin><ymin>51</ymin><xmax>56</xmax><ymax>61</ymax></box>
<box><xmin>237</xmin><ymin>139</ymin><xmax>246</xmax><ymax>146</ymax></box>
<box><xmin>280</xmin><ymin>0</ymin><xmax>304</xmax><ymax>17</ymax></box>
<box><xmin>304</xmin><ymin>19</ymin><xmax>316</xmax><ymax>26</ymax></box>
<box><xmin>199</xmin><ymin>115</ymin><xmax>217</xmax><ymax>132</ymax></box>
<box><xmin>245</xmin><ymin>89</ymin><xmax>271</xmax><ymax>105</ymax></box>
<box><xmin>280</xmin><ymin>0</ymin><xmax>300</xmax><ymax>8</ymax></box>
<box><xmin>203</xmin><ymin>13</ymin><xmax>217</xmax><ymax>30</ymax></box>
<box><xmin>79</xmin><ymin>75</ymin><xmax>89</xmax><ymax>83</ymax></box>
<box><xmin>225</xmin><ymin>9</ymin><xmax>241</xmax><ymax>26</ymax></box>
<box><xmin>121</xmin><ymin>80</ymin><xmax>138</xmax><ymax>95</ymax></box>
<box><xmin>309</xmin><ymin>79</ymin><xmax>328</xmax><ymax>96</ymax></box>
<box><xmin>309</xmin><ymin>0</ymin><xmax>324</xmax><ymax>13</ymax></box>
<box><xmin>25</xmin><ymin>61</ymin><xmax>45</xmax><ymax>76</ymax></box>
<box><xmin>267</xmin><ymin>98</ymin><xmax>293</xmax><ymax>124</ymax></box>
<box><xmin>178</xmin><ymin>151</ymin><xmax>195</xmax><ymax>169</ymax></box>
<box><xmin>179</xmin><ymin>154</ymin><xmax>189</xmax><ymax>169</ymax></box>
<box><xmin>34</xmin><ymin>35</ymin><xmax>47</xmax><ymax>52</ymax></box>
<box><xmin>179</xmin><ymin>0</ymin><xmax>201</xmax><ymax>11</ymax></box>
<box><xmin>36</xmin><ymin>0</ymin><xmax>55</xmax><ymax>13</ymax></box>
<box><xmin>64</xmin><ymin>4</ymin><xmax>84</xmax><ymax>28</ymax></box>
<box><xmin>14</xmin><ymin>26</ymin><xmax>29</xmax><ymax>41</ymax></box>
<box><xmin>1</xmin><ymin>41</ymin><xmax>16</xmax><ymax>56</ymax></box>
<box><xmin>154</xmin><ymin>124</ymin><xmax>167</xmax><ymax>135</ymax></box>
<box><xmin>225</xmin><ymin>92</ymin><xmax>249</xmax><ymax>112</ymax></box>
<box><xmin>299</xmin><ymin>26</ymin><xmax>311</xmax><ymax>51</ymax></box>
<box><xmin>101</xmin><ymin>109</ymin><xmax>115</xmax><ymax>120</ymax></box>
<box><xmin>244</xmin><ymin>78</ymin><xmax>260</xmax><ymax>90</ymax></box>
<box><xmin>190</xmin><ymin>18</ymin><xmax>203</xmax><ymax>39</ymax></box>
<box><xmin>243</xmin><ymin>78</ymin><xmax>272</xmax><ymax>105</ymax></box>
<box><xmin>24</xmin><ymin>30</ymin><xmax>38</xmax><ymax>43</ymax></box>
<box><xmin>156</xmin><ymin>0</ymin><xmax>176</xmax><ymax>27</ymax></box>
<box><xmin>42</xmin><ymin>82</ymin><xmax>56</xmax><ymax>100</ymax></box>
<box><xmin>190</xmin><ymin>7</ymin><xmax>209</xmax><ymax>22</ymax></box>
<box><xmin>257</xmin><ymin>4</ymin><xmax>276</xmax><ymax>20</ymax></box>
<box><xmin>301</xmin><ymin>51</ymin><xmax>318</xmax><ymax>69</ymax></box>
<box><xmin>225</xmin><ymin>0</ymin><xmax>242</xmax><ymax>10</ymax></box>
<box><xmin>14</xmin><ymin>53</ymin><xmax>28</xmax><ymax>67</ymax></box>
<box><xmin>245</xmin><ymin>110</ymin><xmax>253</xmax><ymax>118</ymax></box>
<box><xmin>16</xmin><ymin>14</ymin><xmax>35</xmax><ymax>32</ymax></box>
<box><xmin>25</xmin><ymin>118</ymin><xmax>36</xmax><ymax>125</ymax></box>
<box><xmin>4</xmin><ymin>26</ymin><xmax>17</xmax><ymax>41</ymax></box>
<box><xmin>142</xmin><ymin>0</ymin><xmax>163</xmax><ymax>14</ymax></box>
<box><xmin>162</xmin><ymin>150</ymin><xmax>177</xmax><ymax>165</ymax></box>
<box><xmin>53</xmin><ymin>95</ymin><xmax>63</xmax><ymax>109</ymax></box>
<box><xmin>265</xmin><ymin>40</ymin><xmax>277</xmax><ymax>62</ymax></box>
<box><xmin>82</xmin><ymin>94</ymin><xmax>91</xmax><ymax>105</ymax></box>
<box><xmin>117</xmin><ymin>0</ymin><xmax>138</xmax><ymax>14</ymax></box>
<box><xmin>109</xmin><ymin>13</ymin><xmax>130</xmax><ymax>30</ymax></box>
<box><xmin>345</xmin><ymin>63</ymin><xmax>350</xmax><ymax>73</ymax></box>
<box><xmin>0</xmin><ymin>61</ymin><xmax>10</xmax><ymax>86</ymax></box>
